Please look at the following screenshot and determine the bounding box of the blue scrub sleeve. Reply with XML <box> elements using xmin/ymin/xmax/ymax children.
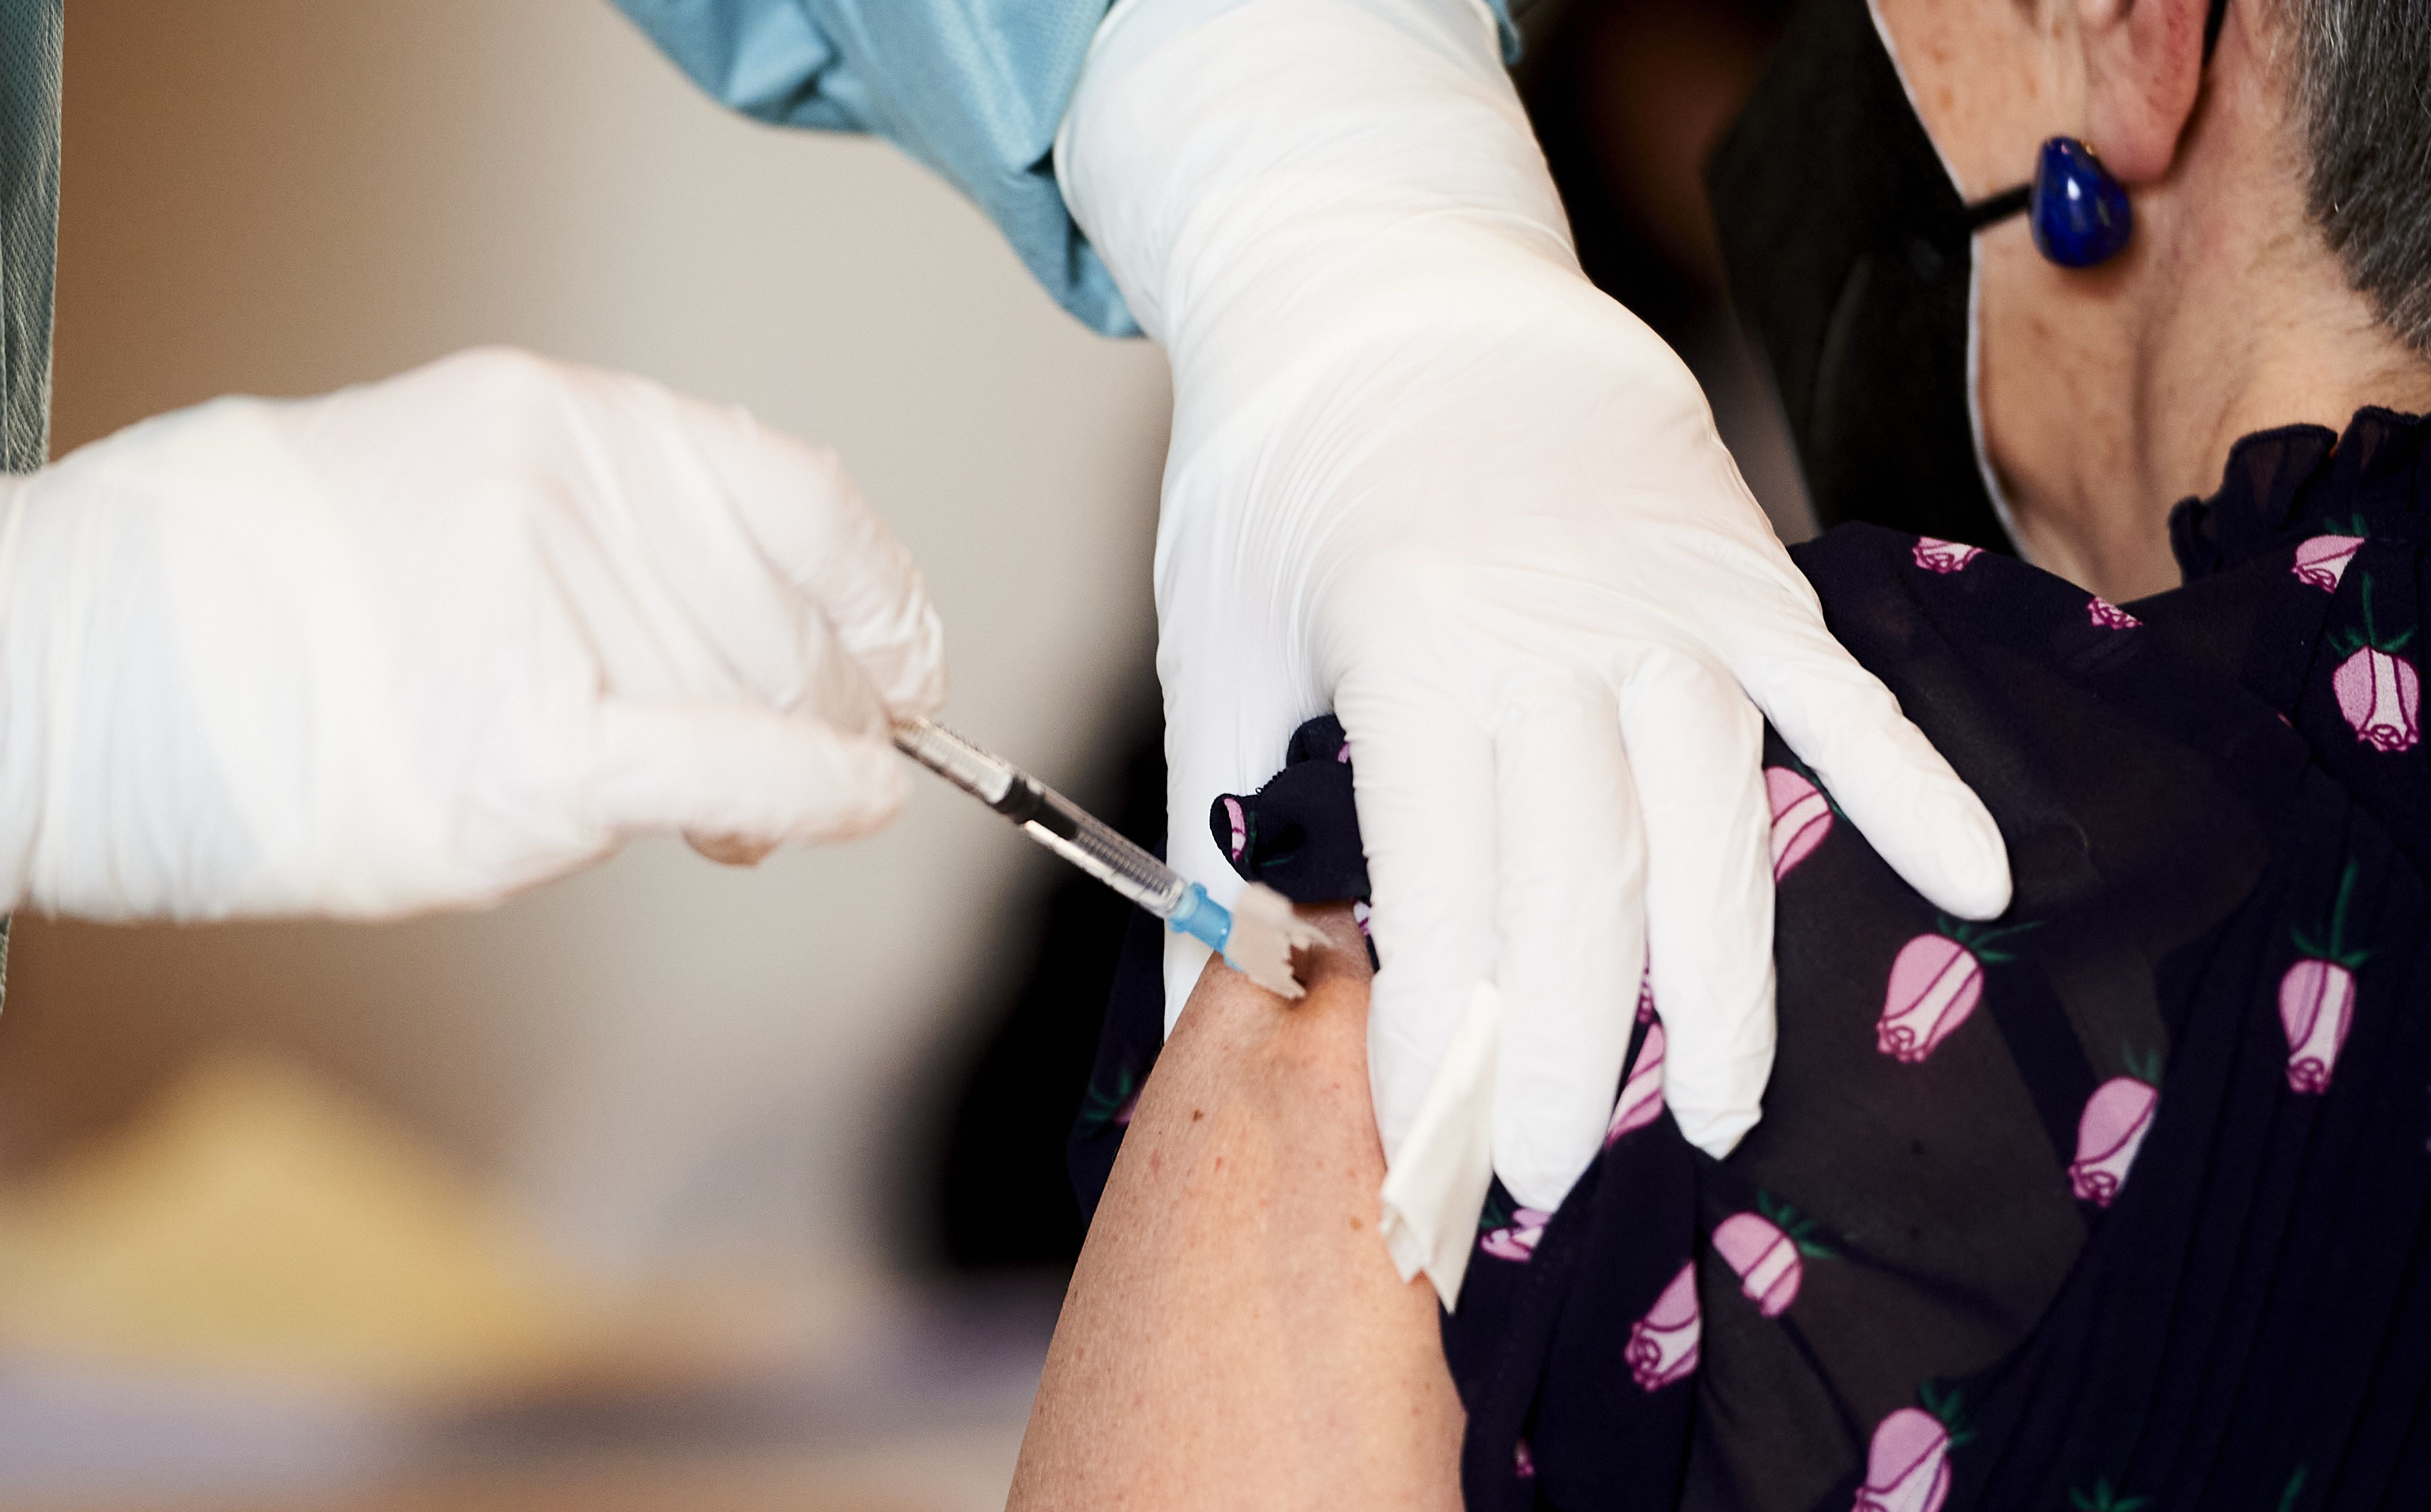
<box><xmin>0</xmin><ymin>0</ymin><xmax>52</xmax><ymax>1007</ymax></box>
<box><xmin>1</xmin><ymin>0</ymin><xmax>61</xmax><ymax>471</ymax></box>
<box><xmin>606</xmin><ymin>0</ymin><xmax>1522</xmax><ymax>336</ymax></box>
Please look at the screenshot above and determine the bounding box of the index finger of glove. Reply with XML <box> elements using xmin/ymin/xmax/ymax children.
<box><xmin>1719</xmin><ymin>585</ymin><xmax>2011</xmax><ymax>921</ymax></box>
<box><xmin>581</xmin><ymin>698</ymin><xmax>910</xmax><ymax>849</ymax></box>
<box><xmin>640</xmin><ymin>382</ymin><xmax>946</xmax><ymax>720</ymax></box>
<box><xmin>1488</xmin><ymin>675</ymin><xmax>1647</xmax><ymax>1213</ymax></box>
<box><xmin>1337</xmin><ymin>668</ymin><xmax>1499</xmax><ymax>1165</ymax></box>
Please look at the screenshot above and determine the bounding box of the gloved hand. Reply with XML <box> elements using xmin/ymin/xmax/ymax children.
<box><xmin>1059</xmin><ymin>0</ymin><xmax>2010</xmax><ymax>1238</ymax></box>
<box><xmin>0</xmin><ymin>348</ymin><xmax>943</xmax><ymax>921</ymax></box>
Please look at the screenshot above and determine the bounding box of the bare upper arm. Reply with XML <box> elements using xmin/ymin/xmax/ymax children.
<box><xmin>1008</xmin><ymin>903</ymin><xmax>1464</xmax><ymax>1511</ymax></box>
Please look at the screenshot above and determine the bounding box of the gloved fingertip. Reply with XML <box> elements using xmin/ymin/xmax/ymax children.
<box><xmin>872</xmin><ymin>609</ymin><xmax>949</xmax><ymax>721</ymax></box>
<box><xmin>1493</xmin><ymin>1132</ymin><xmax>1598</xmax><ymax>1215</ymax></box>
<box><xmin>1938</xmin><ymin>871</ymin><xmax>2015</xmax><ymax>924</ymax></box>
<box><xmin>685</xmin><ymin>831</ymin><xmax>779</xmax><ymax>867</ymax></box>
<box><xmin>887</xmin><ymin>666</ymin><xmax>949</xmax><ymax>723</ymax></box>
<box><xmin>1911</xmin><ymin>791</ymin><xmax>2014</xmax><ymax>921</ymax></box>
<box><xmin>1674</xmin><ymin>1101</ymin><xmax>1762</xmax><ymax>1163</ymax></box>
<box><xmin>822</xmin><ymin>739</ymin><xmax>912</xmax><ymax>836</ymax></box>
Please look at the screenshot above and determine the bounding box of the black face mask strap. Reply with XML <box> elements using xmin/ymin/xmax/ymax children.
<box><xmin>1965</xmin><ymin>184</ymin><xmax>2031</xmax><ymax>231</ymax></box>
<box><xmin>1961</xmin><ymin>0</ymin><xmax>2235</xmax><ymax>229</ymax></box>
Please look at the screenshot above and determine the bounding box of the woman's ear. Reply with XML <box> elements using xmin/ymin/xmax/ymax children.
<box><xmin>2077</xmin><ymin>0</ymin><xmax>2212</xmax><ymax>183</ymax></box>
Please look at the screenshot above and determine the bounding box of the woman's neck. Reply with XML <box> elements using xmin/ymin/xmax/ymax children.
<box><xmin>1976</xmin><ymin>32</ymin><xmax>2431</xmax><ymax>602</ymax></box>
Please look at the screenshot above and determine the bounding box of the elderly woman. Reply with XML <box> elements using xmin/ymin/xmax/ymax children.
<box><xmin>1010</xmin><ymin>0</ymin><xmax>2431</xmax><ymax>1507</ymax></box>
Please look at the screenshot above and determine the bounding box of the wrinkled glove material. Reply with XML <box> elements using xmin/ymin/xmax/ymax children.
<box><xmin>0</xmin><ymin>350</ymin><xmax>945</xmax><ymax>922</ymax></box>
<box><xmin>1056</xmin><ymin>0</ymin><xmax>2011</xmax><ymax>1284</ymax></box>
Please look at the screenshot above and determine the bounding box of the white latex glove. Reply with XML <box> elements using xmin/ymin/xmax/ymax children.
<box><xmin>0</xmin><ymin>348</ymin><xmax>943</xmax><ymax>921</ymax></box>
<box><xmin>1059</xmin><ymin>0</ymin><xmax>2010</xmax><ymax>1238</ymax></box>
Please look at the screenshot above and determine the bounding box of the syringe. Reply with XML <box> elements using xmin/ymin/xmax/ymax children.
<box><xmin>892</xmin><ymin>717</ymin><xmax>1324</xmax><ymax>998</ymax></box>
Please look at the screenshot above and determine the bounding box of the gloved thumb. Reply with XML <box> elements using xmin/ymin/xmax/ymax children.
<box><xmin>581</xmin><ymin>700</ymin><xmax>910</xmax><ymax>851</ymax></box>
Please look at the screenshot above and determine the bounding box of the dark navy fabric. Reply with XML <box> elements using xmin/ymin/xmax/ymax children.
<box><xmin>1073</xmin><ymin>408</ymin><xmax>2431</xmax><ymax>1510</ymax></box>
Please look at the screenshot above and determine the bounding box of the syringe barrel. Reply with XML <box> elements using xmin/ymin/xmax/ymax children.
<box><xmin>892</xmin><ymin>719</ymin><xmax>1016</xmax><ymax>807</ymax></box>
<box><xmin>1021</xmin><ymin>788</ymin><xmax>1192</xmax><ymax>918</ymax></box>
<box><xmin>895</xmin><ymin>717</ymin><xmax>1192</xmax><ymax>918</ymax></box>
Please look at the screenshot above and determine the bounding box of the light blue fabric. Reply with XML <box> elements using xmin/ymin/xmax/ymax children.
<box><xmin>2</xmin><ymin>0</ymin><xmax>61</xmax><ymax>472</ymax></box>
<box><xmin>0</xmin><ymin>0</ymin><xmax>53</xmax><ymax>1004</ymax></box>
<box><xmin>608</xmin><ymin>0</ymin><xmax>1521</xmax><ymax>336</ymax></box>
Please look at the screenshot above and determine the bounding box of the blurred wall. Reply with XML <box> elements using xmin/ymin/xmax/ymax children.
<box><xmin>0</xmin><ymin>0</ymin><xmax>1167</xmax><ymax>1291</ymax></box>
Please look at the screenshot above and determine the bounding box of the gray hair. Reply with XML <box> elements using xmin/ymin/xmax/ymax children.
<box><xmin>2280</xmin><ymin>0</ymin><xmax>2431</xmax><ymax>356</ymax></box>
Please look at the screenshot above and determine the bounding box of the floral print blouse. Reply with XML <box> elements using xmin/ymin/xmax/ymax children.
<box><xmin>1072</xmin><ymin>407</ymin><xmax>2431</xmax><ymax>1512</ymax></box>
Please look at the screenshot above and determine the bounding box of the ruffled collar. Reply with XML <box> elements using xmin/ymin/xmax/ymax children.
<box><xmin>2170</xmin><ymin>407</ymin><xmax>2431</xmax><ymax>582</ymax></box>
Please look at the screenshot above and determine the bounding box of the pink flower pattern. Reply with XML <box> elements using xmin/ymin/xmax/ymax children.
<box><xmin>1911</xmin><ymin>537</ymin><xmax>1982</xmax><ymax>574</ymax></box>
<box><xmin>2280</xmin><ymin>960</ymin><xmax>2357</xmax><ymax>1094</ymax></box>
<box><xmin>1767</xmin><ymin>765</ymin><xmax>1833</xmax><ymax>882</ymax></box>
<box><xmin>1480</xmin><ymin>1207</ymin><xmax>1553</xmax><ymax>1263</ymax></box>
<box><xmin>2327</xmin><ymin>573</ymin><xmax>2421</xmax><ymax>752</ymax></box>
<box><xmin>2068</xmin><ymin>1075</ymin><xmax>2158</xmax><ymax>1207</ymax></box>
<box><xmin>1854</xmin><ymin>1406</ymin><xmax>1955</xmax><ymax>1512</ymax></box>
<box><xmin>2087</xmin><ymin>597</ymin><xmax>2141</xmax><ymax>629</ymax></box>
<box><xmin>2333</xmin><ymin>646</ymin><xmax>2421</xmax><ymax>753</ymax></box>
<box><xmin>1606</xmin><ymin>1020</ymin><xmax>1667</xmax><ymax>1145</ymax></box>
<box><xmin>2283</xmin><ymin>862</ymin><xmax>2368</xmax><ymax>1094</ymax></box>
<box><xmin>1714</xmin><ymin>1203</ymin><xmax>1828</xmax><ymax>1318</ymax></box>
<box><xmin>1879</xmin><ymin>934</ymin><xmax>1982</xmax><ymax>1063</ymax></box>
<box><xmin>2293</xmin><ymin>532</ymin><xmax>2364</xmax><ymax>591</ymax></box>
<box><xmin>1877</xmin><ymin>919</ymin><xmax>2034</xmax><ymax>1065</ymax></box>
<box><xmin>1626</xmin><ymin>1262</ymin><xmax>1701</xmax><ymax>1391</ymax></box>
<box><xmin>1221</xmin><ymin>796</ymin><xmax>1249</xmax><ymax>861</ymax></box>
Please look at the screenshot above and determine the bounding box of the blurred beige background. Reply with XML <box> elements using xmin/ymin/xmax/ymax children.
<box><xmin>0</xmin><ymin>0</ymin><xmax>1166</xmax><ymax>1504</ymax></box>
<box><xmin>16</xmin><ymin>0</ymin><xmax>1165</xmax><ymax>1271</ymax></box>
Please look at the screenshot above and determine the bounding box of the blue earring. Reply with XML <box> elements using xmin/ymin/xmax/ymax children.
<box><xmin>2029</xmin><ymin>137</ymin><xmax>2132</xmax><ymax>268</ymax></box>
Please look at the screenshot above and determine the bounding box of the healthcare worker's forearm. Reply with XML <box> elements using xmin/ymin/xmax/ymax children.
<box><xmin>604</xmin><ymin>0</ymin><xmax>1137</xmax><ymax>334</ymax></box>
<box><xmin>601</xmin><ymin>0</ymin><xmax>1518</xmax><ymax>337</ymax></box>
<box><xmin>1054</xmin><ymin>0</ymin><xmax>1667</xmax><ymax>630</ymax></box>
<box><xmin>1059</xmin><ymin>0</ymin><xmax>1567</xmax><ymax>360</ymax></box>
